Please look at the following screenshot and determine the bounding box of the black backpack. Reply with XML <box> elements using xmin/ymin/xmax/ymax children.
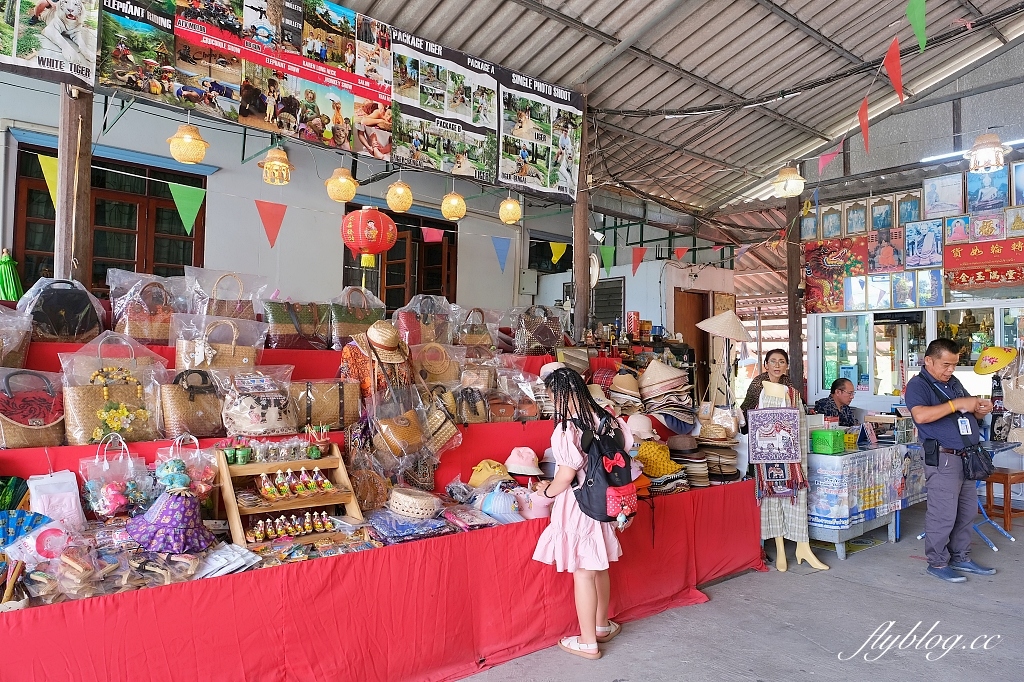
<box><xmin>573</xmin><ymin>416</ymin><xmax>638</xmax><ymax>526</ymax></box>
<box><xmin>28</xmin><ymin>280</ymin><xmax>102</xmax><ymax>342</ymax></box>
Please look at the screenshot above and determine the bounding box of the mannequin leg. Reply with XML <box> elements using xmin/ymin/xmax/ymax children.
<box><xmin>795</xmin><ymin>541</ymin><xmax>829</xmax><ymax>570</ymax></box>
<box><xmin>774</xmin><ymin>536</ymin><xmax>787</xmax><ymax>572</ymax></box>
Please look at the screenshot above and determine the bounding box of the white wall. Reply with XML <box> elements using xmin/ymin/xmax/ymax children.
<box><xmin>537</xmin><ymin>259</ymin><xmax>734</xmax><ymax>333</ymax></box>
<box><xmin>0</xmin><ymin>72</ymin><xmax>522</xmax><ymax>305</ymax></box>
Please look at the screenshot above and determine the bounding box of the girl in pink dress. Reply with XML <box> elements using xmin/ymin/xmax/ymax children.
<box><xmin>533</xmin><ymin>368</ymin><xmax>634</xmax><ymax>660</ymax></box>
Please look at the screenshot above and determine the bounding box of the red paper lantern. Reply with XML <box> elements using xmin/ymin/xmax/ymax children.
<box><xmin>341</xmin><ymin>207</ymin><xmax>398</xmax><ymax>267</ymax></box>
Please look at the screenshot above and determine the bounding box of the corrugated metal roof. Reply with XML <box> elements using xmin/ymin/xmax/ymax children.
<box><xmin>346</xmin><ymin>0</ymin><xmax>1024</xmax><ymax>212</ymax></box>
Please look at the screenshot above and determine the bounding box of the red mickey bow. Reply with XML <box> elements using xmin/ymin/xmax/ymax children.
<box><xmin>603</xmin><ymin>453</ymin><xmax>625</xmax><ymax>472</ymax></box>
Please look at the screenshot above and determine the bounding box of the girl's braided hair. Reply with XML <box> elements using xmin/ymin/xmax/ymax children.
<box><xmin>543</xmin><ymin>367</ymin><xmax>607</xmax><ymax>431</ymax></box>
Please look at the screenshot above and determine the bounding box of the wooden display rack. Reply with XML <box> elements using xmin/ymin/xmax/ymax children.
<box><xmin>218</xmin><ymin>443</ymin><xmax>364</xmax><ymax>548</ymax></box>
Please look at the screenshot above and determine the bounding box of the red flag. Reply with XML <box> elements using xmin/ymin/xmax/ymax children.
<box><xmin>858</xmin><ymin>97</ymin><xmax>870</xmax><ymax>154</ymax></box>
<box><xmin>421</xmin><ymin>227</ymin><xmax>444</xmax><ymax>243</ymax></box>
<box><xmin>818</xmin><ymin>142</ymin><xmax>842</xmax><ymax>176</ymax></box>
<box><xmin>883</xmin><ymin>37</ymin><xmax>904</xmax><ymax>103</ymax></box>
<box><xmin>631</xmin><ymin>247</ymin><xmax>647</xmax><ymax>275</ymax></box>
<box><xmin>255</xmin><ymin>200</ymin><xmax>287</xmax><ymax>248</ymax></box>
<box><xmin>712</xmin><ymin>245</ymin><xmax>725</xmax><ymax>252</ymax></box>
<box><xmin>674</xmin><ymin>247</ymin><xmax>689</xmax><ymax>260</ymax></box>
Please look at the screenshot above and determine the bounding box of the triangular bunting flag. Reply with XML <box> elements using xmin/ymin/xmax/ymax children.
<box><xmin>674</xmin><ymin>247</ymin><xmax>689</xmax><ymax>261</ymax></box>
<box><xmin>168</xmin><ymin>183</ymin><xmax>206</xmax><ymax>236</ymax></box>
<box><xmin>813</xmin><ymin>187</ymin><xmax>819</xmax><ymax>215</ymax></box>
<box><xmin>631</xmin><ymin>247</ymin><xmax>646</xmax><ymax>276</ymax></box>
<box><xmin>712</xmin><ymin>245</ymin><xmax>725</xmax><ymax>252</ymax></box>
<box><xmin>550</xmin><ymin>242</ymin><xmax>567</xmax><ymax>265</ymax></box>
<box><xmin>858</xmin><ymin>97</ymin><xmax>870</xmax><ymax>154</ymax></box>
<box><xmin>818</xmin><ymin>142</ymin><xmax>842</xmax><ymax>176</ymax></box>
<box><xmin>422</xmin><ymin>227</ymin><xmax>444</xmax><ymax>243</ymax></box>
<box><xmin>491</xmin><ymin>236</ymin><xmax>511</xmax><ymax>272</ymax></box>
<box><xmin>802</xmin><ymin>199</ymin><xmax>812</xmax><ymax>217</ymax></box>
<box><xmin>883</xmin><ymin>37</ymin><xmax>904</xmax><ymax>103</ymax></box>
<box><xmin>254</xmin><ymin>200</ymin><xmax>287</xmax><ymax>248</ymax></box>
<box><xmin>907</xmin><ymin>0</ymin><xmax>927</xmax><ymax>52</ymax></box>
<box><xmin>37</xmin><ymin>154</ymin><xmax>59</xmax><ymax>210</ymax></box>
<box><xmin>599</xmin><ymin>245</ymin><xmax>615</xmax><ymax>275</ymax></box>
<box><xmin>737</xmin><ymin>244</ymin><xmax>751</xmax><ymax>259</ymax></box>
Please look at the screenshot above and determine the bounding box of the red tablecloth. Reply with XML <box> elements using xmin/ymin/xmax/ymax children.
<box><xmin>0</xmin><ymin>479</ymin><xmax>762</xmax><ymax>682</ymax></box>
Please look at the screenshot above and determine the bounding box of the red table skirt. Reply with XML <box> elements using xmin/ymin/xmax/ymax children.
<box><xmin>0</xmin><ymin>479</ymin><xmax>762</xmax><ymax>682</ymax></box>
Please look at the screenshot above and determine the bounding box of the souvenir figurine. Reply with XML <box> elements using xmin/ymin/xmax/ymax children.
<box><xmin>297</xmin><ymin>468</ymin><xmax>315</xmax><ymax>495</ymax></box>
<box><xmin>275</xmin><ymin>516</ymin><xmax>287</xmax><ymax>537</ymax></box>
<box><xmin>304</xmin><ymin>512</ymin><xmax>313</xmax><ymax>533</ymax></box>
<box><xmin>265</xmin><ymin>518</ymin><xmax>278</xmax><ymax>540</ymax></box>
<box><xmin>258</xmin><ymin>473</ymin><xmax>279</xmax><ymax>501</ymax></box>
<box><xmin>320</xmin><ymin>511</ymin><xmax>332</xmax><ymax>531</ymax></box>
<box><xmin>285</xmin><ymin>469</ymin><xmax>300</xmax><ymax>495</ymax></box>
<box><xmin>254</xmin><ymin>520</ymin><xmax>266</xmax><ymax>542</ymax></box>
<box><xmin>274</xmin><ymin>470</ymin><xmax>290</xmax><ymax>497</ymax></box>
<box><xmin>312</xmin><ymin>513</ymin><xmax>325</xmax><ymax>532</ymax></box>
<box><xmin>311</xmin><ymin>467</ymin><xmax>333</xmax><ymax>492</ymax></box>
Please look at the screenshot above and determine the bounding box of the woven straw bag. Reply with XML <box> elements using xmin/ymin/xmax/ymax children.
<box><xmin>288</xmin><ymin>380</ymin><xmax>360</xmax><ymax>430</ymax></box>
<box><xmin>375</xmin><ymin>409</ymin><xmax>424</xmax><ymax>456</ymax></box>
<box><xmin>65</xmin><ymin>379</ymin><xmax>159</xmax><ymax>445</ymax></box>
<box><xmin>176</xmin><ymin>319</ymin><xmax>256</xmax><ymax>370</ymax></box>
<box><xmin>114</xmin><ymin>282</ymin><xmax>174</xmax><ymax>345</ymax></box>
<box><xmin>458</xmin><ymin>308</ymin><xmax>492</xmax><ymax>347</ymax></box>
<box><xmin>264</xmin><ymin>301</ymin><xmax>331</xmax><ymax>350</ymax></box>
<box><xmin>461</xmin><ymin>365</ymin><xmax>496</xmax><ymax>391</ymax></box>
<box><xmin>351</xmin><ymin>469</ymin><xmax>389</xmax><ymax>511</ymax></box>
<box><xmin>457</xmin><ymin>387</ymin><xmax>488</xmax><ymax>425</ymax></box>
<box><xmin>388</xmin><ymin>487</ymin><xmax>440</xmax><ymax>519</ymax></box>
<box><xmin>330</xmin><ymin>288</ymin><xmax>384</xmax><ymax>346</ymax></box>
<box><xmin>205</xmin><ymin>273</ymin><xmax>256</xmax><ymax>320</ymax></box>
<box><xmin>1002</xmin><ymin>375</ymin><xmax>1024</xmax><ymax>414</ymax></box>
<box><xmin>486</xmin><ymin>391</ymin><xmax>517</xmax><ymax>423</ymax></box>
<box><xmin>414</xmin><ymin>343</ymin><xmax>460</xmax><ymax>383</ymax></box>
<box><xmin>428</xmin><ymin>384</ymin><xmax>458</xmax><ymax>416</ymax></box>
<box><xmin>514</xmin><ymin>305</ymin><xmax>562</xmax><ymax>356</ymax></box>
<box><xmin>160</xmin><ymin>370</ymin><xmax>224</xmax><ymax>439</ymax></box>
<box><xmin>0</xmin><ymin>330</ymin><xmax>31</xmax><ymax>369</ymax></box>
<box><xmin>420</xmin><ymin>387</ymin><xmax>459</xmax><ymax>456</ymax></box>
<box><xmin>0</xmin><ymin>370</ymin><xmax>65</xmax><ymax>448</ymax></box>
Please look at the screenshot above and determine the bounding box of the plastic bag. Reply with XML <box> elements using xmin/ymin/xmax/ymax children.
<box><xmin>0</xmin><ymin>306</ymin><xmax>33</xmax><ymax>368</ymax></box>
<box><xmin>261</xmin><ymin>299</ymin><xmax>332</xmax><ymax>350</ymax></box>
<box><xmin>451</xmin><ymin>306</ymin><xmax>500</xmax><ymax>349</ymax></box>
<box><xmin>185</xmin><ymin>266</ymin><xmax>269</xmax><ymax>320</ymax></box>
<box><xmin>155</xmin><ymin>434</ymin><xmax>219</xmax><ymax>502</ymax></box>
<box><xmin>27</xmin><ymin>470</ymin><xmax>86</xmax><ymax>532</ymax></box>
<box><xmin>17</xmin><ymin>278</ymin><xmax>104</xmax><ymax>342</ymax></box>
<box><xmin>371</xmin><ymin>385</ymin><xmax>426</xmax><ymax>458</ymax></box>
<box><xmin>393</xmin><ymin>295</ymin><xmax>454</xmax><ymax>345</ymax></box>
<box><xmin>171</xmin><ymin>314</ymin><xmax>268</xmax><ymax>370</ymax></box>
<box><xmin>210</xmin><ymin>366</ymin><xmax>299</xmax><ymax>437</ymax></box>
<box><xmin>3</xmin><ymin>521</ymin><xmax>70</xmax><ymax>570</ymax></box>
<box><xmin>0</xmin><ymin>368</ymin><xmax>65</xmax><ymax>448</ymax></box>
<box><xmin>410</xmin><ymin>343</ymin><xmax>465</xmax><ymax>384</ymax></box>
<box><xmin>509</xmin><ymin>305</ymin><xmax>568</xmax><ymax>356</ymax></box>
<box><xmin>79</xmin><ymin>434</ymin><xmax>151</xmax><ymax>518</ymax></box>
<box><xmin>107</xmin><ymin>269</ymin><xmax>189</xmax><ymax>345</ymax></box>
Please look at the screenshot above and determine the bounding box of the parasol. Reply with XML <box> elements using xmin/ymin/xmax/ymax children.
<box><xmin>696</xmin><ymin>309</ymin><xmax>752</xmax><ymax>343</ymax></box>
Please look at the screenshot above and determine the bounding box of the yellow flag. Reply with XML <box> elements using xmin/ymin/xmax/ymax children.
<box><xmin>37</xmin><ymin>155</ymin><xmax>59</xmax><ymax>210</ymax></box>
<box><xmin>801</xmin><ymin>199</ymin><xmax>812</xmax><ymax>217</ymax></box>
<box><xmin>550</xmin><ymin>242</ymin><xmax>567</xmax><ymax>265</ymax></box>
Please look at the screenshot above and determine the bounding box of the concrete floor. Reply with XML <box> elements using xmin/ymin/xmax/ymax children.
<box><xmin>469</xmin><ymin>503</ymin><xmax>1020</xmax><ymax>681</ymax></box>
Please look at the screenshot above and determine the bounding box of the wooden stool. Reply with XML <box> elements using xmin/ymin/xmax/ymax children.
<box><xmin>984</xmin><ymin>468</ymin><xmax>1024</xmax><ymax>531</ymax></box>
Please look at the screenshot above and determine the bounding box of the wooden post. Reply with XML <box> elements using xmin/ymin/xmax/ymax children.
<box><xmin>786</xmin><ymin>195</ymin><xmax>804</xmax><ymax>399</ymax></box>
<box><xmin>571</xmin><ymin>96</ymin><xmax>589</xmax><ymax>341</ymax></box>
<box><xmin>54</xmin><ymin>86</ymin><xmax>93</xmax><ymax>283</ymax></box>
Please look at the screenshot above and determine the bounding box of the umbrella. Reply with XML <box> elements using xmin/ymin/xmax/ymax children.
<box><xmin>696</xmin><ymin>309</ymin><xmax>752</xmax><ymax>343</ymax></box>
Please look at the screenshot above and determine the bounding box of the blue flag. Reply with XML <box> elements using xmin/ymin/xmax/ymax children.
<box><xmin>492</xmin><ymin>236</ymin><xmax>511</xmax><ymax>272</ymax></box>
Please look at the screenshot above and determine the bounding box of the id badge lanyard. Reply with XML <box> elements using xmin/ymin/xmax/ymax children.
<box><xmin>925</xmin><ymin>377</ymin><xmax>973</xmax><ymax>437</ymax></box>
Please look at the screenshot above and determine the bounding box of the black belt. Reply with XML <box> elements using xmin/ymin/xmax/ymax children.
<box><xmin>939</xmin><ymin>447</ymin><xmax>964</xmax><ymax>455</ymax></box>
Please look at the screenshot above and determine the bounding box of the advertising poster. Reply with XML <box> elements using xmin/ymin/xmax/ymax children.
<box><xmin>0</xmin><ymin>0</ymin><xmax>98</xmax><ymax>85</ymax></box>
<box><xmin>497</xmin><ymin>65</ymin><xmax>582</xmax><ymax>203</ymax></box>
<box><xmin>95</xmin><ymin>0</ymin><xmax>389</xmax><ymax>155</ymax></box>
<box><xmin>390</xmin><ymin>27</ymin><xmax>498</xmax><ymax>183</ymax></box>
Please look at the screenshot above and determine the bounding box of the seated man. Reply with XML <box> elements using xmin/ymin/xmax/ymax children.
<box><xmin>814</xmin><ymin>378</ymin><xmax>858</xmax><ymax>426</ymax></box>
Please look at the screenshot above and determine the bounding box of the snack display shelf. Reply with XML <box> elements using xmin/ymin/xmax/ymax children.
<box><xmin>236</xmin><ymin>490</ymin><xmax>354</xmax><ymax>516</ymax></box>
<box><xmin>226</xmin><ymin>455</ymin><xmax>343</xmax><ymax>477</ymax></box>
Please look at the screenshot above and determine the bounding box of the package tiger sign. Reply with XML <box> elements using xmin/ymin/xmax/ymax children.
<box><xmin>0</xmin><ymin>0</ymin><xmax>99</xmax><ymax>86</ymax></box>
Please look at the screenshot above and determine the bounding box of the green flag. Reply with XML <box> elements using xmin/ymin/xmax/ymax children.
<box><xmin>599</xmin><ymin>245</ymin><xmax>615</xmax><ymax>275</ymax></box>
<box><xmin>168</xmin><ymin>183</ymin><xmax>207</xmax><ymax>235</ymax></box>
<box><xmin>907</xmin><ymin>0</ymin><xmax>926</xmax><ymax>52</ymax></box>
<box><xmin>37</xmin><ymin>154</ymin><xmax>59</xmax><ymax>211</ymax></box>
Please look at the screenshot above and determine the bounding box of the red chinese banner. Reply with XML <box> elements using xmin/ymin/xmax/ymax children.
<box><xmin>946</xmin><ymin>267</ymin><xmax>1024</xmax><ymax>291</ymax></box>
<box><xmin>943</xmin><ymin>238</ymin><xmax>1024</xmax><ymax>269</ymax></box>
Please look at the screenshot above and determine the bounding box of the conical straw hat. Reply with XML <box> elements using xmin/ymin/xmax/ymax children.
<box><xmin>696</xmin><ymin>310</ymin><xmax>752</xmax><ymax>342</ymax></box>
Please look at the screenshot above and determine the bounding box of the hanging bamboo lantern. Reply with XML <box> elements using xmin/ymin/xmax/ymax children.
<box><xmin>167</xmin><ymin>124</ymin><xmax>210</xmax><ymax>164</ymax></box>
<box><xmin>499</xmin><ymin>197</ymin><xmax>522</xmax><ymax>224</ymax></box>
<box><xmin>325</xmin><ymin>168</ymin><xmax>359</xmax><ymax>202</ymax></box>
<box><xmin>258</xmin><ymin>148</ymin><xmax>294</xmax><ymax>185</ymax></box>
<box><xmin>441</xmin><ymin>192</ymin><xmax>467</xmax><ymax>221</ymax></box>
<box><xmin>386</xmin><ymin>180</ymin><xmax>413</xmax><ymax>212</ymax></box>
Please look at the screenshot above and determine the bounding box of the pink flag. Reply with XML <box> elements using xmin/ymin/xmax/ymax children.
<box><xmin>859</xmin><ymin>97</ymin><xmax>870</xmax><ymax>154</ymax></box>
<box><xmin>818</xmin><ymin>142</ymin><xmax>842</xmax><ymax>176</ymax></box>
<box><xmin>422</xmin><ymin>227</ymin><xmax>444</xmax><ymax>243</ymax></box>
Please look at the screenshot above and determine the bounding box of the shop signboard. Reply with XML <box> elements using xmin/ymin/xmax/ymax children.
<box><xmin>496</xmin><ymin>65</ymin><xmax>582</xmax><ymax>203</ymax></box>
<box><xmin>390</xmin><ymin>28</ymin><xmax>498</xmax><ymax>183</ymax></box>
<box><xmin>0</xmin><ymin>0</ymin><xmax>98</xmax><ymax>86</ymax></box>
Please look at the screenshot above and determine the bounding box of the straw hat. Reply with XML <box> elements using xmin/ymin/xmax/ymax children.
<box><xmin>626</xmin><ymin>413</ymin><xmax>658</xmax><ymax>440</ymax></box>
<box><xmin>355</xmin><ymin>320</ymin><xmax>409</xmax><ymax>364</ymax></box>
<box><xmin>610</xmin><ymin>373</ymin><xmax>641</xmax><ymax>399</ymax></box>
<box><xmin>975</xmin><ymin>347</ymin><xmax>1017</xmax><ymax>375</ymax></box>
<box><xmin>667</xmin><ymin>434</ymin><xmax>699</xmax><ymax>455</ymax></box>
<box><xmin>639</xmin><ymin>360</ymin><xmax>690</xmax><ymax>399</ymax></box>
<box><xmin>388</xmin><ymin>487</ymin><xmax>441</xmax><ymax>519</ymax></box>
<box><xmin>696</xmin><ymin>310</ymin><xmax>752</xmax><ymax>342</ymax></box>
<box><xmin>539</xmin><ymin>362</ymin><xmax>566</xmax><ymax>379</ymax></box>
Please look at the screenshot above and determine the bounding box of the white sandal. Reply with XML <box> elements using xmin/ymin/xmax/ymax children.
<box><xmin>558</xmin><ymin>636</ymin><xmax>602</xmax><ymax>660</ymax></box>
<box><xmin>596</xmin><ymin>620</ymin><xmax>621</xmax><ymax>643</ymax></box>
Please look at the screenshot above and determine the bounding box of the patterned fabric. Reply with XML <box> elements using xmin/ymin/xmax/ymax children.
<box><xmin>757</xmin><ymin>385</ymin><xmax>809</xmax><ymax>542</ymax></box>
<box><xmin>338</xmin><ymin>342</ymin><xmax>414</xmax><ymax>399</ymax></box>
<box><xmin>813</xmin><ymin>395</ymin><xmax>857</xmax><ymax>426</ymax></box>
<box><xmin>126</xmin><ymin>491</ymin><xmax>215</xmax><ymax>553</ymax></box>
<box><xmin>740</xmin><ymin>372</ymin><xmax>791</xmax><ymax>416</ymax></box>
<box><xmin>591</xmin><ymin>368</ymin><xmax>618</xmax><ymax>395</ymax></box>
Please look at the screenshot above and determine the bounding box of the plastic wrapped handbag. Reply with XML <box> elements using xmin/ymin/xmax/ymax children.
<box><xmin>369</xmin><ymin>345</ymin><xmax>425</xmax><ymax>456</ymax></box>
<box><xmin>457</xmin><ymin>308</ymin><xmax>493</xmax><ymax>348</ymax></box>
<box><xmin>330</xmin><ymin>287</ymin><xmax>385</xmax><ymax>348</ymax></box>
<box><xmin>461</xmin><ymin>365</ymin><xmax>496</xmax><ymax>391</ymax></box>
<box><xmin>160</xmin><ymin>370</ymin><xmax>224</xmax><ymax>439</ymax></box>
<box><xmin>217</xmin><ymin>368</ymin><xmax>298</xmax><ymax>437</ymax></box>
<box><xmin>20</xmin><ymin>279</ymin><xmax>102</xmax><ymax>342</ymax></box>
<box><xmin>412</xmin><ymin>343</ymin><xmax>462</xmax><ymax>384</ymax></box>
<box><xmin>114</xmin><ymin>281</ymin><xmax>174</xmax><ymax>345</ymax></box>
<box><xmin>514</xmin><ymin>305</ymin><xmax>563</xmax><ymax>356</ymax></box>
<box><xmin>486</xmin><ymin>391</ymin><xmax>517</xmax><ymax>423</ymax></box>
<box><xmin>395</xmin><ymin>295</ymin><xmax>451</xmax><ymax>345</ymax></box>
<box><xmin>0</xmin><ymin>369</ymin><xmax>65</xmax><ymax>448</ymax></box>
<box><xmin>176</xmin><ymin>319</ymin><xmax>258</xmax><ymax>369</ymax></box>
<box><xmin>205</xmin><ymin>273</ymin><xmax>256</xmax><ymax>320</ymax></box>
<box><xmin>288</xmin><ymin>380</ymin><xmax>361</xmax><ymax>430</ymax></box>
<box><xmin>456</xmin><ymin>387</ymin><xmax>488</xmax><ymax>425</ymax></box>
<box><xmin>0</xmin><ymin>308</ymin><xmax>33</xmax><ymax>369</ymax></box>
<box><xmin>419</xmin><ymin>386</ymin><xmax>461</xmax><ymax>457</ymax></box>
<box><xmin>263</xmin><ymin>301</ymin><xmax>331</xmax><ymax>350</ymax></box>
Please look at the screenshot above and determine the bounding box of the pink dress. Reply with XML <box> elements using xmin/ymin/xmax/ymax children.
<box><xmin>532</xmin><ymin>418</ymin><xmax>634</xmax><ymax>572</ymax></box>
